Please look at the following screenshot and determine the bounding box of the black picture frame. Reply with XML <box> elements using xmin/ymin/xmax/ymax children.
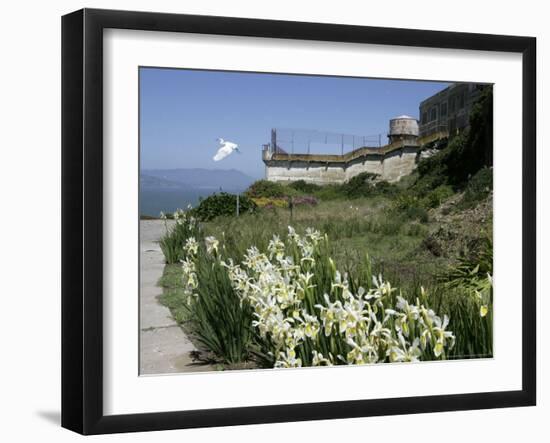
<box><xmin>61</xmin><ymin>8</ymin><xmax>537</xmax><ymax>435</ymax></box>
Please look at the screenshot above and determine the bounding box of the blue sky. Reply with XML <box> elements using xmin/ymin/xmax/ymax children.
<box><xmin>140</xmin><ymin>68</ymin><xmax>449</xmax><ymax>178</ymax></box>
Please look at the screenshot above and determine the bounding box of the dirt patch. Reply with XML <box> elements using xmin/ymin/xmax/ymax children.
<box><xmin>423</xmin><ymin>192</ymin><xmax>493</xmax><ymax>260</ymax></box>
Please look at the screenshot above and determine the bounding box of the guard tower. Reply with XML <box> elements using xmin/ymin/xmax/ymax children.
<box><xmin>388</xmin><ymin>115</ymin><xmax>419</xmax><ymax>145</ymax></box>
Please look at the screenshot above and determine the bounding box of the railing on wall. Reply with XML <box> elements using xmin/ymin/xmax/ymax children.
<box><xmin>418</xmin><ymin>121</ymin><xmax>448</xmax><ymax>138</ymax></box>
<box><xmin>268</xmin><ymin>128</ymin><xmax>384</xmax><ymax>156</ymax></box>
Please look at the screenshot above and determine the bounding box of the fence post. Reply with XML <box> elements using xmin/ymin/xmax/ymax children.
<box><xmin>289</xmin><ymin>196</ymin><xmax>293</xmax><ymax>220</ymax></box>
<box><xmin>271</xmin><ymin>128</ymin><xmax>276</xmax><ymax>153</ymax></box>
<box><xmin>236</xmin><ymin>194</ymin><xmax>240</xmax><ymax>217</ymax></box>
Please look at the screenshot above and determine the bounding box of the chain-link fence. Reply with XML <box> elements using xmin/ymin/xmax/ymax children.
<box><xmin>269</xmin><ymin>128</ymin><xmax>384</xmax><ymax>156</ymax></box>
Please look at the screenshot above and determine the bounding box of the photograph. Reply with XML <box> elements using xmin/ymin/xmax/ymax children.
<box><xmin>0</xmin><ymin>0</ymin><xmax>544</xmax><ymax>438</ymax></box>
<box><xmin>139</xmin><ymin>68</ymin><xmax>494</xmax><ymax>375</ymax></box>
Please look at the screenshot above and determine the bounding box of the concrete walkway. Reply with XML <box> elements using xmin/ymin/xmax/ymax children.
<box><xmin>139</xmin><ymin>220</ymin><xmax>213</xmax><ymax>375</ymax></box>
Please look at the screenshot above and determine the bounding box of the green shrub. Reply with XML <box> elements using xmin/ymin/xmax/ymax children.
<box><xmin>392</xmin><ymin>194</ymin><xmax>429</xmax><ymax>222</ymax></box>
<box><xmin>288</xmin><ymin>179</ymin><xmax>321</xmax><ymax>194</ymax></box>
<box><xmin>192</xmin><ymin>192</ymin><xmax>257</xmax><ymax>222</ymax></box>
<box><xmin>422</xmin><ymin>185</ymin><xmax>455</xmax><ymax>208</ymax></box>
<box><xmin>245</xmin><ymin>180</ymin><xmax>292</xmax><ymax>198</ymax></box>
<box><xmin>248</xmin><ymin>174</ymin><xmax>400</xmax><ymax>203</ymax></box>
<box><xmin>373</xmin><ymin>180</ymin><xmax>399</xmax><ymax>196</ymax></box>
<box><xmin>412</xmin><ymin>87</ymin><xmax>493</xmax><ymax>195</ymax></box>
<box><xmin>413</xmin><ymin>141</ymin><xmax>458</xmax><ymax>196</ymax></box>
<box><xmin>460</xmin><ymin>167</ymin><xmax>493</xmax><ymax>208</ymax></box>
<box><xmin>341</xmin><ymin>172</ymin><xmax>380</xmax><ymax>198</ymax></box>
<box><xmin>449</xmin><ymin>87</ymin><xmax>493</xmax><ymax>184</ymax></box>
<box><xmin>404</xmin><ymin>206</ymin><xmax>429</xmax><ymax>223</ymax></box>
<box><xmin>393</xmin><ymin>193</ymin><xmax>420</xmax><ymax>211</ymax></box>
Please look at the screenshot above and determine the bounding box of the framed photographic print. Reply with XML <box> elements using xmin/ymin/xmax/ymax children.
<box><xmin>61</xmin><ymin>8</ymin><xmax>536</xmax><ymax>435</ymax></box>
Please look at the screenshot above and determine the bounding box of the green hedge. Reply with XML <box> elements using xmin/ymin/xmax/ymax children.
<box><xmin>192</xmin><ymin>193</ymin><xmax>257</xmax><ymax>222</ymax></box>
<box><xmin>245</xmin><ymin>180</ymin><xmax>297</xmax><ymax>198</ymax></box>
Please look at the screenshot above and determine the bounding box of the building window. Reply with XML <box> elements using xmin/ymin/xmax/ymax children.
<box><xmin>422</xmin><ymin>112</ymin><xmax>427</xmax><ymax>124</ymax></box>
<box><xmin>441</xmin><ymin>102</ymin><xmax>448</xmax><ymax>118</ymax></box>
<box><xmin>459</xmin><ymin>93</ymin><xmax>465</xmax><ymax>109</ymax></box>
<box><xmin>450</xmin><ymin>96</ymin><xmax>456</xmax><ymax>112</ymax></box>
<box><xmin>430</xmin><ymin>106</ymin><xmax>437</xmax><ymax>122</ymax></box>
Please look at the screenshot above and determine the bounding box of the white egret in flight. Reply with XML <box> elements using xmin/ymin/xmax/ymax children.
<box><xmin>213</xmin><ymin>138</ymin><xmax>240</xmax><ymax>161</ymax></box>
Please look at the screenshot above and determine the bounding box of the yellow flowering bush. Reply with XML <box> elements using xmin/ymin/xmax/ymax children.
<box><xmin>251</xmin><ymin>197</ymin><xmax>289</xmax><ymax>208</ymax></box>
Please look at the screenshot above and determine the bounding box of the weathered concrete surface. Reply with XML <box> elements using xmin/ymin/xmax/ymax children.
<box><xmin>140</xmin><ymin>220</ymin><xmax>214</xmax><ymax>375</ymax></box>
<box><xmin>263</xmin><ymin>142</ymin><xmax>421</xmax><ymax>184</ymax></box>
<box><xmin>263</xmin><ymin>130</ymin><xmax>449</xmax><ymax>185</ymax></box>
<box><xmin>264</xmin><ymin>145</ymin><xmax>419</xmax><ymax>184</ymax></box>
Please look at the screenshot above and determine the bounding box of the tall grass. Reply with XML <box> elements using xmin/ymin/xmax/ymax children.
<box><xmin>435</xmin><ymin>235</ymin><xmax>493</xmax><ymax>358</ymax></box>
<box><xmin>159</xmin><ymin>210</ymin><xmax>201</xmax><ymax>264</ymax></box>
<box><xmin>187</xmin><ymin>249</ymin><xmax>255</xmax><ymax>364</ymax></box>
<box><xmin>203</xmin><ymin>202</ymin><xmax>428</xmax><ymax>260</ymax></box>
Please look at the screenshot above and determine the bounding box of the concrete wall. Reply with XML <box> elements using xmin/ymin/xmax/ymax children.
<box><xmin>344</xmin><ymin>155</ymin><xmax>383</xmax><ymax>180</ymax></box>
<box><xmin>380</xmin><ymin>147</ymin><xmax>419</xmax><ymax>182</ymax></box>
<box><xmin>264</xmin><ymin>145</ymin><xmax>419</xmax><ymax>184</ymax></box>
<box><xmin>265</xmin><ymin>162</ymin><xmax>347</xmax><ymax>184</ymax></box>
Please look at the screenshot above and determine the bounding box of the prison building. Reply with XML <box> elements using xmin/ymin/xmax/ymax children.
<box><xmin>262</xmin><ymin>83</ymin><xmax>489</xmax><ymax>185</ymax></box>
<box><xmin>262</xmin><ymin>116</ymin><xmax>420</xmax><ymax>184</ymax></box>
<box><xmin>419</xmin><ymin>83</ymin><xmax>488</xmax><ymax>139</ymax></box>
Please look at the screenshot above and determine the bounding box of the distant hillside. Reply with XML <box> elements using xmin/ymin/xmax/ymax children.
<box><xmin>141</xmin><ymin>168</ymin><xmax>255</xmax><ymax>191</ymax></box>
<box><xmin>140</xmin><ymin>174</ymin><xmax>190</xmax><ymax>189</ymax></box>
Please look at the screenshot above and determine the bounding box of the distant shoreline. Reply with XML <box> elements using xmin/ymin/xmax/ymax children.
<box><xmin>139</xmin><ymin>187</ymin><xmax>247</xmax><ymax>217</ymax></box>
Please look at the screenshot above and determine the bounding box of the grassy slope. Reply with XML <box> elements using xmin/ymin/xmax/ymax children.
<box><xmin>200</xmin><ymin>192</ymin><xmax>491</xmax><ymax>289</ymax></box>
